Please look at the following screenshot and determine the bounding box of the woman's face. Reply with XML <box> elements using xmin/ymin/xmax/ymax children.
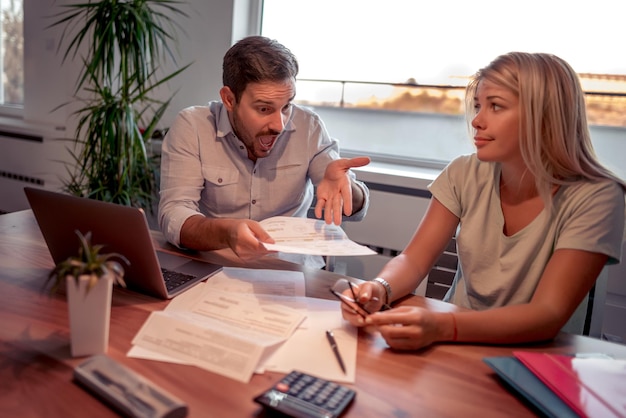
<box><xmin>471</xmin><ymin>79</ymin><xmax>522</xmax><ymax>165</ymax></box>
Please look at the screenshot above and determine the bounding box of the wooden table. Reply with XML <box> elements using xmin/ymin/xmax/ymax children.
<box><xmin>2</xmin><ymin>209</ymin><xmax>625</xmax><ymax>418</ymax></box>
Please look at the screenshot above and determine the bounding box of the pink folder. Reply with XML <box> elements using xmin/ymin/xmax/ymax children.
<box><xmin>513</xmin><ymin>351</ymin><xmax>626</xmax><ymax>418</ymax></box>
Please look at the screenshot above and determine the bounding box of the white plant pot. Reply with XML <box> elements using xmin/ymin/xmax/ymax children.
<box><xmin>66</xmin><ymin>274</ymin><xmax>113</xmax><ymax>357</ymax></box>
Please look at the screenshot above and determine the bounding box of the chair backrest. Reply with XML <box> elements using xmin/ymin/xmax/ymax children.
<box><xmin>582</xmin><ymin>266</ymin><xmax>609</xmax><ymax>337</ymax></box>
<box><xmin>425</xmin><ymin>237</ymin><xmax>458</xmax><ymax>300</ymax></box>
<box><xmin>425</xmin><ymin>240</ymin><xmax>607</xmax><ymax>338</ymax></box>
<box><xmin>560</xmin><ymin>266</ymin><xmax>608</xmax><ymax>337</ymax></box>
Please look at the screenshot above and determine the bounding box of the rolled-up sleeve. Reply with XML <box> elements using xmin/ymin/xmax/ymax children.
<box><xmin>303</xmin><ymin>115</ymin><xmax>370</xmax><ymax>222</ymax></box>
<box><xmin>346</xmin><ymin>178</ymin><xmax>370</xmax><ymax>221</ymax></box>
<box><xmin>158</xmin><ymin>107</ymin><xmax>209</xmax><ymax>247</ymax></box>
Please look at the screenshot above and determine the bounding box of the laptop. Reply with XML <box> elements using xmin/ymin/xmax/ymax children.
<box><xmin>24</xmin><ymin>187</ymin><xmax>222</xmax><ymax>299</ymax></box>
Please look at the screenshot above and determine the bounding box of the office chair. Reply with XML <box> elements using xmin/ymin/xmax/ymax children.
<box><xmin>582</xmin><ymin>266</ymin><xmax>609</xmax><ymax>337</ymax></box>
<box><xmin>324</xmin><ymin>255</ymin><xmax>336</xmax><ymax>272</ymax></box>
<box><xmin>426</xmin><ymin>240</ymin><xmax>607</xmax><ymax>338</ymax></box>
<box><xmin>560</xmin><ymin>266</ymin><xmax>608</xmax><ymax>337</ymax></box>
<box><xmin>425</xmin><ymin>237</ymin><xmax>458</xmax><ymax>299</ymax></box>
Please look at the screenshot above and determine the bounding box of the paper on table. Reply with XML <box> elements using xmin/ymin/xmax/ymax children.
<box><xmin>260</xmin><ymin>216</ymin><xmax>376</xmax><ymax>256</ymax></box>
<box><xmin>191</xmin><ymin>290</ymin><xmax>305</xmax><ymax>337</ymax></box>
<box><xmin>261</xmin><ymin>298</ymin><xmax>358</xmax><ymax>384</ymax></box>
<box><xmin>129</xmin><ymin>268</ymin><xmax>357</xmax><ymax>384</ymax></box>
<box><xmin>128</xmin><ymin>268</ymin><xmax>308</xmax><ymax>364</ymax></box>
<box><xmin>131</xmin><ymin>311</ymin><xmax>281</xmax><ymax>383</ymax></box>
<box><xmin>203</xmin><ymin>267</ymin><xmax>306</xmax><ymax>297</ymax></box>
<box><xmin>201</xmin><ymin>268</ymin><xmax>312</xmax><ymax>326</ymax></box>
<box><xmin>131</xmin><ymin>291</ymin><xmax>306</xmax><ymax>383</ymax></box>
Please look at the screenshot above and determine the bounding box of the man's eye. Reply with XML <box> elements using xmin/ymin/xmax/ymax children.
<box><xmin>282</xmin><ymin>103</ymin><xmax>292</xmax><ymax>114</ymax></box>
<box><xmin>258</xmin><ymin>106</ymin><xmax>270</xmax><ymax>113</ymax></box>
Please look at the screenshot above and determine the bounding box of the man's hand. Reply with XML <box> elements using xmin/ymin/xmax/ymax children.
<box><xmin>225</xmin><ymin>219</ymin><xmax>276</xmax><ymax>260</ymax></box>
<box><xmin>180</xmin><ymin>216</ymin><xmax>276</xmax><ymax>260</ymax></box>
<box><xmin>315</xmin><ymin>156</ymin><xmax>370</xmax><ymax>225</ymax></box>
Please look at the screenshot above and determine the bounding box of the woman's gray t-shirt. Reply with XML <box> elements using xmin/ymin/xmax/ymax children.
<box><xmin>429</xmin><ymin>154</ymin><xmax>624</xmax><ymax>310</ymax></box>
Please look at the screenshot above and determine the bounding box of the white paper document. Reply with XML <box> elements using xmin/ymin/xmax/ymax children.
<box><xmin>262</xmin><ymin>297</ymin><xmax>358</xmax><ymax>383</ymax></box>
<box><xmin>129</xmin><ymin>267</ymin><xmax>358</xmax><ymax>383</ymax></box>
<box><xmin>131</xmin><ymin>311</ymin><xmax>278</xmax><ymax>383</ymax></box>
<box><xmin>132</xmin><ymin>290</ymin><xmax>306</xmax><ymax>383</ymax></box>
<box><xmin>260</xmin><ymin>216</ymin><xmax>376</xmax><ymax>256</ymax></box>
<box><xmin>203</xmin><ymin>267</ymin><xmax>306</xmax><ymax>297</ymax></box>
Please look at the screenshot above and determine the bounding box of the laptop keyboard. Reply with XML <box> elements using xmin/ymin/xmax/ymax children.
<box><xmin>161</xmin><ymin>268</ymin><xmax>198</xmax><ymax>292</ymax></box>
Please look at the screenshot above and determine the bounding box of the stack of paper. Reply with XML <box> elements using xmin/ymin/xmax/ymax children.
<box><xmin>129</xmin><ymin>268</ymin><xmax>357</xmax><ymax>383</ymax></box>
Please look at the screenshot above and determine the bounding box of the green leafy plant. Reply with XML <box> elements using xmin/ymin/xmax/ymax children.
<box><xmin>49</xmin><ymin>0</ymin><xmax>191</xmax><ymax>209</ymax></box>
<box><xmin>45</xmin><ymin>230</ymin><xmax>129</xmax><ymax>295</ymax></box>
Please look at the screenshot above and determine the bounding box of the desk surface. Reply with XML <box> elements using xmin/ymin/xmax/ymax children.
<box><xmin>2</xmin><ymin>209</ymin><xmax>626</xmax><ymax>418</ymax></box>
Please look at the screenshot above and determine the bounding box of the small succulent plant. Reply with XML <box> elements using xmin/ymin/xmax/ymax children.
<box><xmin>45</xmin><ymin>230</ymin><xmax>129</xmax><ymax>295</ymax></box>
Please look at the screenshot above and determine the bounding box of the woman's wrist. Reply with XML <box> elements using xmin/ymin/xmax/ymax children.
<box><xmin>448</xmin><ymin>312</ymin><xmax>458</xmax><ymax>342</ymax></box>
<box><xmin>372</xmin><ymin>277</ymin><xmax>392</xmax><ymax>309</ymax></box>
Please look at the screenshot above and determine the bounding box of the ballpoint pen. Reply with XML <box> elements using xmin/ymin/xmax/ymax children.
<box><xmin>326</xmin><ymin>330</ymin><xmax>347</xmax><ymax>374</ymax></box>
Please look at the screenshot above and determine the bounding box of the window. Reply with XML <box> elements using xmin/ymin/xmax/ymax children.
<box><xmin>260</xmin><ymin>0</ymin><xmax>626</xmax><ymax>168</ymax></box>
<box><xmin>0</xmin><ymin>0</ymin><xmax>23</xmax><ymax>112</ymax></box>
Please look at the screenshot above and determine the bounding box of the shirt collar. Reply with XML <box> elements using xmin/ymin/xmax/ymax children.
<box><xmin>215</xmin><ymin>102</ymin><xmax>234</xmax><ymax>139</ymax></box>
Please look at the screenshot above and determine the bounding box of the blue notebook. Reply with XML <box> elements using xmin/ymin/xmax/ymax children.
<box><xmin>483</xmin><ymin>356</ymin><xmax>578</xmax><ymax>418</ymax></box>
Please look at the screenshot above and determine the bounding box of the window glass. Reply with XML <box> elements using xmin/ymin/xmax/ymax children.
<box><xmin>261</xmin><ymin>0</ymin><xmax>626</xmax><ymax>167</ymax></box>
<box><xmin>262</xmin><ymin>0</ymin><xmax>625</xmax><ymax>86</ymax></box>
<box><xmin>1</xmin><ymin>0</ymin><xmax>23</xmax><ymax>109</ymax></box>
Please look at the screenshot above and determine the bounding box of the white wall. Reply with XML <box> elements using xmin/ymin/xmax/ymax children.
<box><xmin>22</xmin><ymin>0</ymin><xmax>240</xmax><ymax>131</ymax></box>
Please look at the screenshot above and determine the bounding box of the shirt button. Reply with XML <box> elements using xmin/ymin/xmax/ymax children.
<box><xmin>251</xmin><ymin>200</ymin><xmax>257</xmax><ymax>204</ymax></box>
<box><xmin>217</xmin><ymin>178</ymin><xmax>223</xmax><ymax>183</ymax></box>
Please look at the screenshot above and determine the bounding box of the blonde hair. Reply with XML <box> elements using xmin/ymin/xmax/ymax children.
<box><xmin>465</xmin><ymin>52</ymin><xmax>626</xmax><ymax>207</ymax></box>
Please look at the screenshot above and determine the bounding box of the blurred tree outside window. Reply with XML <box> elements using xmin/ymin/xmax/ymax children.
<box><xmin>1</xmin><ymin>0</ymin><xmax>23</xmax><ymax>107</ymax></box>
<box><xmin>262</xmin><ymin>0</ymin><xmax>626</xmax><ymax>129</ymax></box>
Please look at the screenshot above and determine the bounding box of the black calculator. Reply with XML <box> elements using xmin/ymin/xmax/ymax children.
<box><xmin>253</xmin><ymin>370</ymin><xmax>356</xmax><ymax>418</ymax></box>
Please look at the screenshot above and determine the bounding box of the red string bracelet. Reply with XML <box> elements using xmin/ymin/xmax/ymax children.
<box><xmin>449</xmin><ymin>312</ymin><xmax>458</xmax><ymax>341</ymax></box>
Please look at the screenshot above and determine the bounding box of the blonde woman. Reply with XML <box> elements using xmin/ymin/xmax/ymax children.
<box><xmin>342</xmin><ymin>52</ymin><xmax>626</xmax><ymax>350</ymax></box>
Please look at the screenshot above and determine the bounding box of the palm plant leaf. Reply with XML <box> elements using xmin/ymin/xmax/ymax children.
<box><xmin>48</xmin><ymin>0</ymin><xmax>190</xmax><ymax>209</ymax></box>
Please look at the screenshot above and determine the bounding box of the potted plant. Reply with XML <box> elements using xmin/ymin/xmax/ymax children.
<box><xmin>49</xmin><ymin>0</ymin><xmax>191</xmax><ymax>210</ymax></box>
<box><xmin>46</xmin><ymin>229</ymin><xmax>129</xmax><ymax>357</ymax></box>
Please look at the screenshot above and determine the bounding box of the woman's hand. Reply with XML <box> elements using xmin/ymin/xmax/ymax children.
<box><xmin>365</xmin><ymin>306</ymin><xmax>449</xmax><ymax>350</ymax></box>
<box><xmin>339</xmin><ymin>280</ymin><xmax>386</xmax><ymax>326</ymax></box>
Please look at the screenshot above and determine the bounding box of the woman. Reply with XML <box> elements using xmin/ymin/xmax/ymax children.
<box><xmin>342</xmin><ymin>52</ymin><xmax>626</xmax><ymax>350</ymax></box>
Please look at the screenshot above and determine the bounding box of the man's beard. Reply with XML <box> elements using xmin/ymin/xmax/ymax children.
<box><xmin>231</xmin><ymin>109</ymin><xmax>279</xmax><ymax>160</ymax></box>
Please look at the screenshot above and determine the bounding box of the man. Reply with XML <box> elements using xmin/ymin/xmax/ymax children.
<box><xmin>158</xmin><ymin>36</ymin><xmax>370</xmax><ymax>265</ymax></box>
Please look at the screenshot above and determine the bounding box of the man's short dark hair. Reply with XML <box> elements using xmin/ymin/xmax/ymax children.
<box><xmin>222</xmin><ymin>36</ymin><xmax>299</xmax><ymax>102</ymax></box>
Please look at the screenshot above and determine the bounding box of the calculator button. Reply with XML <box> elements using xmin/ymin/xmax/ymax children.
<box><xmin>254</xmin><ymin>370</ymin><xmax>356</xmax><ymax>418</ymax></box>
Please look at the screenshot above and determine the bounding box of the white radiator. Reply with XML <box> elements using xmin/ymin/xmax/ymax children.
<box><xmin>338</xmin><ymin>172</ymin><xmax>433</xmax><ymax>296</ymax></box>
<box><xmin>0</xmin><ymin>126</ymin><xmax>69</xmax><ymax>213</ymax></box>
